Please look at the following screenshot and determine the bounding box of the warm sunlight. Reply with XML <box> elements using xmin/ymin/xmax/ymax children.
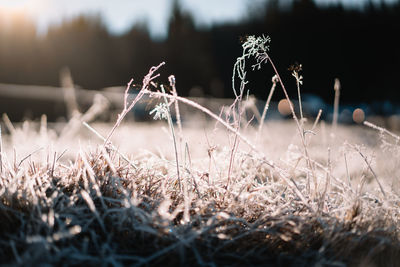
<box><xmin>0</xmin><ymin>0</ymin><xmax>46</xmax><ymax>16</ymax></box>
<box><xmin>1</xmin><ymin>0</ymin><xmax>400</xmax><ymax>261</ymax></box>
<box><xmin>0</xmin><ymin>0</ymin><xmax>29</xmax><ymax>10</ymax></box>
<box><xmin>0</xmin><ymin>0</ymin><xmax>49</xmax><ymax>31</ymax></box>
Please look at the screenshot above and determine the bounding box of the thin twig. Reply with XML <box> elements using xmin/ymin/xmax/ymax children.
<box><xmin>344</xmin><ymin>152</ymin><xmax>351</xmax><ymax>188</ymax></box>
<box><xmin>60</xmin><ymin>67</ymin><xmax>80</xmax><ymax>119</ymax></box>
<box><xmin>2</xmin><ymin>113</ymin><xmax>16</xmax><ymax>136</ymax></box>
<box><xmin>332</xmin><ymin>78</ymin><xmax>341</xmax><ymax>133</ymax></box>
<box><xmin>169</xmin><ymin>75</ymin><xmax>183</xmax><ymax>144</ymax></box>
<box><xmin>350</xmin><ymin>144</ymin><xmax>386</xmax><ymax>198</ymax></box>
<box><xmin>18</xmin><ymin>147</ymin><xmax>43</xmax><ymax>168</ymax></box>
<box><xmin>257</xmin><ymin>75</ymin><xmax>278</xmax><ymax>141</ymax></box>
<box><xmin>319</xmin><ymin>147</ymin><xmax>331</xmax><ymax>212</ymax></box>
<box><xmin>160</xmin><ymin>85</ymin><xmax>181</xmax><ymax>192</ymax></box>
<box><xmin>364</xmin><ymin>121</ymin><xmax>400</xmax><ymax>142</ymax></box>
<box><xmin>267</xmin><ymin>55</ymin><xmax>318</xmax><ymax>198</ymax></box>
<box><xmin>311</xmin><ymin>109</ymin><xmax>323</xmax><ymax>132</ymax></box>
<box><xmin>51</xmin><ymin>151</ymin><xmax>57</xmax><ymax>178</ymax></box>
<box><xmin>145</xmin><ymin>90</ymin><xmax>257</xmax><ymax>152</ymax></box>
<box><xmin>291</xmin><ymin>66</ymin><xmax>304</xmax><ymax>123</ymax></box>
<box><xmin>104</xmin><ymin>62</ymin><xmax>165</xmax><ymax>147</ymax></box>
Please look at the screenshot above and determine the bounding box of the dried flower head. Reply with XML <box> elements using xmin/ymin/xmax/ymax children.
<box><xmin>149</xmin><ymin>103</ymin><xmax>168</xmax><ymax>120</ymax></box>
<box><xmin>288</xmin><ymin>62</ymin><xmax>302</xmax><ymax>73</ymax></box>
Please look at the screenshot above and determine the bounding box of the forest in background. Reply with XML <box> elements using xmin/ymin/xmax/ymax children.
<box><xmin>0</xmin><ymin>0</ymin><xmax>399</xmax><ymax>105</ymax></box>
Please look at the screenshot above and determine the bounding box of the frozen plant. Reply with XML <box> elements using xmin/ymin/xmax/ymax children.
<box><xmin>150</xmin><ymin>103</ymin><xmax>169</xmax><ymax>121</ymax></box>
<box><xmin>232</xmin><ymin>35</ymin><xmax>271</xmax><ymax>98</ymax></box>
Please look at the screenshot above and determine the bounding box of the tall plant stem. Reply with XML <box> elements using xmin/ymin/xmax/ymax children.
<box><xmin>161</xmin><ymin>85</ymin><xmax>181</xmax><ymax>192</ymax></box>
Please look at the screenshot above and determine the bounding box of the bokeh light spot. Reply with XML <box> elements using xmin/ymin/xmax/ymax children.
<box><xmin>353</xmin><ymin>108</ymin><xmax>365</xmax><ymax>124</ymax></box>
<box><xmin>278</xmin><ymin>99</ymin><xmax>292</xmax><ymax>116</ymax></box>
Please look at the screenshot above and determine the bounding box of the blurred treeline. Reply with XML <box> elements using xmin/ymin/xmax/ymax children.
<box><xmin>0</xmin><ymin>0</ymin><xmax>399</xmax><ymax>103</ymax></box>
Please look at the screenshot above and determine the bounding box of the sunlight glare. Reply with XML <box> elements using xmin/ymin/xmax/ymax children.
<box><xmin>0</xmin><ymin>0</ymin><xmax>29</xmax><ymax>9</ymax></box>
<box><xmin>0</xmin><ymin>0</ymin><xmax>46</xmax><ymax>16</ymax></box>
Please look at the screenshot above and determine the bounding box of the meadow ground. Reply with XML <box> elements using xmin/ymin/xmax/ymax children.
<box><xmin>0</xmin><ymin>116</ymin><xmax>399</xmax><ymax>266</ymax></box>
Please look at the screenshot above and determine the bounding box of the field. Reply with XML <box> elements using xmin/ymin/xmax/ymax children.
<box><xmin>0</xmin><ymin>36</ymin><xmax>399</xmax><ymax>266</ymax></box>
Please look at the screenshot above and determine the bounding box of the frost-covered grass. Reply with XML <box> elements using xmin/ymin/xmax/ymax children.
<box><xmin>0</xmin><ymin>35</ymin><xmax>399</xmax><ymax>266</ymax></box>
<box><xmin>1</xmin><ymin>118</ymin><xmax>399</xmax><ymax>266</ymax></box>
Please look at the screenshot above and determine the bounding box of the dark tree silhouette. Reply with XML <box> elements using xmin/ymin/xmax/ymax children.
<box><xmin>1</xmin><ymin>0</ymin><xmax>400</xmax><ymax>120</ymax></box>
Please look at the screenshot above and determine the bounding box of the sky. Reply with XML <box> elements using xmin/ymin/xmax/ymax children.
<box><xmin>0</xmin><ymin>0</ymin><xmax>397</xmax><ymax>38</ymax></box>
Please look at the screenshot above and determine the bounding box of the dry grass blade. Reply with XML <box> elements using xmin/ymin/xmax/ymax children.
<box><xmin>160</xmin><ymin>84</ymin><xmax>181</xmax><ymax>191</ymax></box>
<box><xmin>257</xmin><ymin>75</ymin><xmax>278</xmax><ymax>141</ymax></box>
<box><xmin>146</xmin><ymin>90</ymin><xmax>258</xmax><ymax>152</ymax></box>
<box><xmin>332</xmin><ymin>78</ymin><xmax>341</xmax><ymax>134</ymax></box>
<box><xmin>82</xmin><ymin>122</ymin><xmax>138</xmax><ymax>169</ymax></box>
<box><xmin>352</xmin><ymin>144</ymin><xmax>386</xmax><ymax>199</ymax></box>
<box><xmin>2</xmin><ymin>113</ymin><xmax>16</xmax><ymax>136</ymax></box>
<box><xmin>364</xmin><ymin>120</ymin><xmax>400</xmax><ymax>142</ymax></box>
<box><xmin>169</xmin><ymin>75</ymin><xmax>183</xmax><ymax>144</ymax></box>
<box><xmin>60</xmin><ymin>67</ymin><xmax>80</xmax><ymax>119</ymax></box>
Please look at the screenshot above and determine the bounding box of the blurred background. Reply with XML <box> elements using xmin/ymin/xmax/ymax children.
<box><xmin>0</xmin><ymin>0</ymin><xmax>399</xmax><ymax>123</ymax></box>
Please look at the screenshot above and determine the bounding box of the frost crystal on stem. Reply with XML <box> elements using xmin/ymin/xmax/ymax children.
<box><xmin>150</xmin><ymin>103</ymin><xmax>169</xmax><ymax>121</ymax></box>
